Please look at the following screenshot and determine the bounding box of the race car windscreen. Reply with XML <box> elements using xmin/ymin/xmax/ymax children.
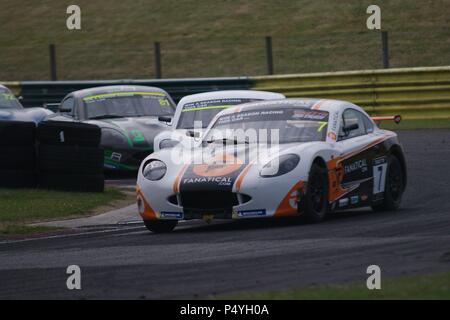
<box><xmin>0</xmin><ymin>89</ymin><xmax>22</xmax><ymax>109</ymax></box>
<box><xmin>177</xmin><ymin>98</ymin><xmax>260</xmax><ymax>129</ymax></box>
<box><xmin>203</xmin><ymin>107</ymin><xmax>329</xmax><ymax>144</ymax></box>
<box><xmin>83</xmin><ymin>92</ymin><xmax>174</xmax><ymax>119</ymax></box>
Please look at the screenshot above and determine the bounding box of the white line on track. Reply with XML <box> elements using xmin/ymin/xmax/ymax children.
<box><xmin>0</xmin><ymin>225</ymin><xmax>145</xmax><ymax>245</ymax></box>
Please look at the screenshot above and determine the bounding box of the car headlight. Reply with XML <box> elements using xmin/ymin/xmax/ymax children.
<box><xmin>159</xmin><ymin>139</ymin><xmax>179</xmax><ymax>149</ymax></box>
<box><xmin>260</xmin><ymin>154</ymin><xmax>300</xmax><ymax>178</ymax></box>
<box><xmin>101</xmin><ymin>128</ymin><xmax>129</xmax><ymax>149</ymax></box>
<box><xmin>143</xmin><ymin>160</ymin><xmax>167</xmax><ymax>181</ymax></box>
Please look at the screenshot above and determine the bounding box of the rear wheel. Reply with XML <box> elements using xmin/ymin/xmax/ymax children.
<box><xmin>143</xmin><ymin>220</ymin><xmax>178</xmax><ymax>233</ymax></box>
<box><xmin>371</xmin><ymin>155</ymin><xmax>404</xmax><ymax>212</ymax></box>
<box><xmin>303</xmin><ymin>163</ymin><xmax>328</xmax><ymax>223</ymax></box>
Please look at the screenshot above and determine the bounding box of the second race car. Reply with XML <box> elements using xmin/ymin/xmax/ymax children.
<box><xmin>153</xmin><ymin>90</ymin><xmax>285</xmax><ymax>151</ymax></box>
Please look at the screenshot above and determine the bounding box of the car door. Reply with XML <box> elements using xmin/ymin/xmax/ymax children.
<box><xmin>333</xmin><ymin>108</ymin><xmax>378</xmax><ymax>209</ymax></box>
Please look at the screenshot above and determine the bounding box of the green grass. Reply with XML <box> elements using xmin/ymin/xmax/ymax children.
<box><xmin>379</xmin><ymin>118</ymin><xmax>450</xmax><ymax>130</ymax></box>
<box><xmin>0</xmin><ymin>0</ymin><xmax>449</xmax><ymax>80</ymax></box>
<box><xmin>221</xmin><ymin>272</ymin><xmax>450</xmax><ymax>300</ymax></box>
<box><xmin>0</xmin><ymin>187</ymin><xmax>128</xmax><ymax>236</ymax></box>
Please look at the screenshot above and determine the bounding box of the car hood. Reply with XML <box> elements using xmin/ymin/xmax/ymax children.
<box><xmin>0</xmin><ymin>107</ymin><xmax>52</xmax><ymax>123</ymax></box>
<box><xmin>154</xmin><ymin>142</ymin><xmax>317</xmax><ymax>193</ymax></box>
<box><xmin>86</xmin><ymin>116</ymin><xmax>172</xmax><ymax>149</ymax></box>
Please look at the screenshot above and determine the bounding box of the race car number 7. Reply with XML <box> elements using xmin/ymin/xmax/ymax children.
<box><xmin>373</xmin><ymin>159</ymin><xmax>388</xmax><ymax>194</ymax></box>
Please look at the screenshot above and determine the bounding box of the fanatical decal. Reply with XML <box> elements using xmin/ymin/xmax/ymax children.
<box><xmin>180</xmin><ymin>153</ymin><xmax>246</xmax><ymax>192</ymax></box>
<box><xmin>344</xmin><ymin>159</ymin><xmax>368</xmax><ymax>174</ymax></box>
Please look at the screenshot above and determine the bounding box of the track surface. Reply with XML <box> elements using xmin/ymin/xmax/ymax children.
<box><xmin>0</xmin><ymin>129</ymin><xmax>449</xmax><ymax>299</ymax></box>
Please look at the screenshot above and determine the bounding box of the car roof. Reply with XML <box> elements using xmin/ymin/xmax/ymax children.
<box><xmin>220</xmin><ymin>98</ymin><xmax>351</xmax><ymax>114</ymax></box>
<box><xmin>177</xmin><ymin>90</ymin><xmax>285</xmax><ymax>107</ymax></box>
<box><xmin>70</xmin><ymin>85</ymin><xmax>171</xmax><ymax>99</ymax></box>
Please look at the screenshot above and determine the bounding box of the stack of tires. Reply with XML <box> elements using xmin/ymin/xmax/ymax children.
<box><xmin>37</xmin><ymin>121</ymin><xmax>104</xmax><ymax>192</ymax></box>
<box><xmin>0</xmin><ymin>121</ymin><xmax>37</xmax><ymax>188</ymax></box>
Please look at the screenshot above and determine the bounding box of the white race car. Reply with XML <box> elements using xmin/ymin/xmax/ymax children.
<box><xmin>153</xmin><ymin>90</ymin><xmax>285</xmax><ymax>151</ymax></box>
<box><xmin>137</xmin><ymin>98</ymin><xmax>407</xmax><ymax>233</ymax></box>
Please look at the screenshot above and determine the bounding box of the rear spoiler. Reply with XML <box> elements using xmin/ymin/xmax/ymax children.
<box><xmin>372</xmin><ymin>115</ymin><xmax>402</xmax><ymax>125</ymax></box>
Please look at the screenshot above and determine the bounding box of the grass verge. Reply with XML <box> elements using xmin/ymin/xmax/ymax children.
<box><xmin>221</xmin><ymin>272</ymin><xmax>450</xmax><ymax>300</ymax></box>
<box><xmin>0</xmin><ymin>187</ymin><xmax>134</xmax><ymax>236</ymax></box>
<box><xmin>1</xmin><ymin>0</ymin><xmax>449</xmax><ymax>79</ymax></box>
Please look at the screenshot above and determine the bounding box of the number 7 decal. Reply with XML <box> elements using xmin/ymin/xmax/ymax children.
<box><xmin>373</xmin><ymin>158</ymin><xmax>388</xmax><ymax>194</ymax></box>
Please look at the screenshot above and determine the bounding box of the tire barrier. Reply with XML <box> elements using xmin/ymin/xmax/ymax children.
<box><xmin>0</xmin><ymin>121</ymin><xmax>37</xmax><ymax>188</ymax></box>
<box><xmin>37</xmin><ymin>121</ymin><xmax>101</xmax><ymax>147</ymax></box>
<box><xmin>37</xmin><ymin>121</ymin><xmax>104</xmax><ymax>192</ymax></box>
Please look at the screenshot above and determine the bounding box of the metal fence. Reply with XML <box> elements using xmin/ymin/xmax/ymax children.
<box><xmin>1</xmin><ymin>28</ymin><xmax>449</xmax><ymax>81</ymax></box>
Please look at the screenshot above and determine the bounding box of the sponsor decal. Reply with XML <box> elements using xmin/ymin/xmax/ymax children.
<box><xmin>361</xmin><ymin>194</ymin><xmax>369</xmax><ymax>201</ymax></box>
<box><xmin>236</xmin><ymin>209</ymin><xmax>267</xmax><ymax>217</ymax></box>
<box><xmin>331</xmin><ymin>110</ymin><xmax>339</xmax><ymax>132</ymax></box>
<box><xmin>130</xmin><ymin>129</ymin><xmax>145</xmax><ymax>143</ymax></box>
<box><xmin>344</xmin><ymin>159</ymin><xmax>368</xmax><ymax>174</ymax></box>
<box><xmin>160</xmin><ymin>212</ymin><xmax>183</xmax><ymax>219</ymax></box>
<box><xmin>339</xmin><ymin>198</ymin><xmax>349</xmax><ymax>207</ymax></box>
<box><xmin>328</xmin><ymin>132</ymin><xmax>337</xmax><ymax>141</ymax></box>
<box><xmin>111</xmin><ymin>152</ymin><xmax>122</xmax><ymax>162</ymax></box>
<box><xmin>292</xmin><ymin>110</ymin><xmax>328</xmax><ymax>120</ymax></box>
<box><xmin>351</xmin><ymin>195</ymin><xmax>359</xmax><ymax>205</ymax></box>
<box><xmin>183</xmin><ymin>176</ymin><xmax>233</xmax><ymax>185</ymax></box>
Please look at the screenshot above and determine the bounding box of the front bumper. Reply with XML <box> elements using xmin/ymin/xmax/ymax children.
<box><xmin>137</xmin><ymin>170</ymin><xmax>308</xmax><ymax>222</ymax></box>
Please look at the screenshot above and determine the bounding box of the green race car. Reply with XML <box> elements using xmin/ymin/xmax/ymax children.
<box><xmin>45</xmin><ymin>85</ymin><xmax>176</xmax><ymax>171</ymax></box>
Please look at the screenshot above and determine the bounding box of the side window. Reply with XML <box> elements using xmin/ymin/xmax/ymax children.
<box><xmin>338</xmin><ymin>109</ymin><xmax>366</xmax><ymax>140</ymax></box>
<box><xmin>60</xmin><ymin>97</ymin><xmax>74</xmax><ymax>113</ymax></box>
<box><xmin>363</xmin><ymin>114</ymin><xmax>375</xmax><ymax>134</ymax></box>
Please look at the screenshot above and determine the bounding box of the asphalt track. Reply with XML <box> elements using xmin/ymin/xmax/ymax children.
<box><xmin>0</xmin><ymin>129</ymin><xmax>449</xmax><ymax>299</ymax></box>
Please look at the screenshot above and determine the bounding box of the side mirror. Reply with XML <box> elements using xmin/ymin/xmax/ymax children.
<box><xmin>187</xmin><ymin>130</ymin><xmax>200</xmax><ymax>138</ymax></box>
<box><xmin>59</xmin><ymin>107</ymin><xmax>72</xmax><ymax>113</ymax></box>
<box><xmin>343</xmin><ymin>123</ymin><xmax>359</xmax><ymax>132</ymax></box>
<box><xmin>43</xmin><ymin>103</ymin><xmax>62</xmax><ymax>113</ymax></box>
<box><xmin>158</xmin><ymin>116</ymin><xmax>172</xmax><ymax>123</ymax></box>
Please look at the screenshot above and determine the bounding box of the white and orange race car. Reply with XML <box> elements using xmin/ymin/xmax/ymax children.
<box><xmin>137</xmin><ymin>98</ymin><xmax>407</xmax><ymax>233</ymax></box>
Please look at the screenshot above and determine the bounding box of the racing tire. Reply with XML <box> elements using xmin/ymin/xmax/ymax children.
<box><xmin>0</xmin><ymin>121</ymin><xmax>36</xmax><ymax>146</ymax></box>
<box><xmin>302</xmin><ymin>163</ymin><xmax>328</xmax><ymax>223</ymax></box>
<box><xmin>0</xmin><ymin>170</ymin><xmax>36</xmax><ymax>188</ymax></box>
<box><xmin>38</xmin><ymin>145</ymin><xmax>103</xmax><ymax>174</ymax></box>
<box><xmin>143</xmin><ymin>220</ymin><xmax>178</xmax><ymax>233</ymax></box>
<box><xmin>39</xmin><ymin>172</ymin><xmax>104</xmax><ymax>192</ymax></box>
<box><xmin>0</xmin><ymin>146</ymin><xmax>36</xmax><ymax>170</ymax></box>
<box><xmin>37</xmin><ymin>121</ymin><xmax>101</xmax><ymax>147</ymax></box>
<box><xmin>371</xmin><ymin>155</ymin><xmax>404</xmax><ymax>212</ymax></box>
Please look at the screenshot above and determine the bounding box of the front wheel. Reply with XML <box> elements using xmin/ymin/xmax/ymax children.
<box><xmin>143</xmin><ymin>220</ymin><xmax>178</xmax><ymax>233</ymax></box>
<box><xmin>302</xmin><ymin>163</ymin><xmax>328</xmax><ymax>223</ymax></box>
<box><xmin>371</xmin><ymin>155</ymin><xmax>404</xmax><ymax>212</ymax></box>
